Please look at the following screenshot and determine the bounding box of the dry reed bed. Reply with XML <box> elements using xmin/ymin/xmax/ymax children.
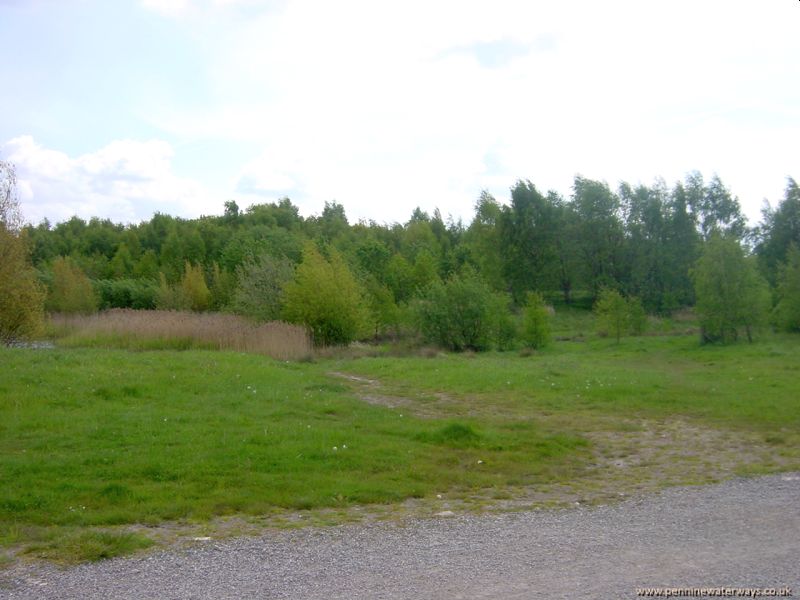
<box><xmin>50</xmin><ymin>309</ymin><xmax>312</xmax><ymax>360</ymax></box>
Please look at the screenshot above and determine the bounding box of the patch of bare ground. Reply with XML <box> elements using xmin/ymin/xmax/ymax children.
<box><xmin>327</xmin><ymin>370</ymin><xmax>800</xmax><ymax>514</ymax></box>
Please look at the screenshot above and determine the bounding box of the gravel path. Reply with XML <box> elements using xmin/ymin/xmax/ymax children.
<box><xmin>3</xmin><ymin>473</ymin><xmax>799</xmax><ymax>599</ymax></box>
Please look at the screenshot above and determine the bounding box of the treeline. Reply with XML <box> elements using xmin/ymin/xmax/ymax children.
<box><xmin>5</xmin><ymin>166</ymin><xmax>800</xmax><ymax>348</ymax></box>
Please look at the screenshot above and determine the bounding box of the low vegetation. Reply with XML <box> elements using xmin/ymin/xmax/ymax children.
<box><xmin>0</xmin><ymin>346</ymin><xmax>588</xmax><ymax>562</ymax></box>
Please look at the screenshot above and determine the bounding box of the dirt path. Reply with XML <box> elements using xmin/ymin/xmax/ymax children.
<box><xmin>3</xmin><ymin>473</ymin><xmax>798</xmax><ymax>599</ymax></box>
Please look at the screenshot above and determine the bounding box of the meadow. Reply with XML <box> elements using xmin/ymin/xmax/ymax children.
<box><xmin>1</xmin><ymin>313</ymin><xmax>799</xmax><ymax>564</ymax></box>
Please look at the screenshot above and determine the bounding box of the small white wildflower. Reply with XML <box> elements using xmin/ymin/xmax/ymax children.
<box><xmin>332</xmin><ymin>446</ymin><xmax>338</xmax><ymax>451</ymax></box>
<box><xmin>342</xmin><ymin>444</ymin><xmax>347</xmax><ymax>449</ymax></box>
<box><xmin>477</xmin><ymin>459</ymin><xmax>484</xmax><ymax>465</ymax></box>
<box><xmin>436</xmin><ymin>494</ymin><xmax>442</xmax><ymax>499</ymax></box>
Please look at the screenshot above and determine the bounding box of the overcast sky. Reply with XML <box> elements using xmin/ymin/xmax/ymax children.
<box><xmin>1</xmin><ymin>0</ymin><xmax>798</xmax><ymax>227</ymax></box>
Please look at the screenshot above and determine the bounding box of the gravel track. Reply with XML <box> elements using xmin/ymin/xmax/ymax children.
<box><xmin>3</xmin><ymin>473</ymin><xmax>799</xmax><ymax>599</ymax></box>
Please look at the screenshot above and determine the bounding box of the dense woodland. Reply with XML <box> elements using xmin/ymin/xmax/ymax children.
<box><xmin>3</xmin><ymin>164</ymin><xmax>800</xmax><ymax>349</ymax></box>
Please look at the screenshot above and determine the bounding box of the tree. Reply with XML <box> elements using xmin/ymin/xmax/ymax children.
<box><xmin>498</xmin><ymin>181</ymin><xmax>559</xmax><ymax>303</ymax></box>
<box><xmin>47</xmin><ymin>256</ymin><xmax>98</xmax><ymax>314</ymax></box>
<box><xmin>1</xmin><ymin>159</ymin><xmax>23</xmax><ymax>232</ymax></box>
<box><xmin>463</xmin><ymin>191</ymin><xmax>505</xmax><ymax>291</ymax></box>
<box><xmin>692</xmin><ymin>234</ymin><xmax>770</xmax><ymax>343</ymax></box>
<box><xmin>109</xmin><ymin>242</ymin><xmax>134</xmax><ymax>278</ymax></box>
<box><xmin>696</xmin><ymin>174</ymin><xmax>747</xmax><ymax>240</ymax></box>
<box><xmin>756</xmin><ymin>178</ymin><xmax>800</xmax><ymax>285</ymax></box>
<box><xmin>0</xmin><ymin>226</ymin><xmax>45</xmax><ymax>343</ymax></box>
<box><xmin>282</xmin><ymin>243</ymin><xmax>368</xmax><ymax>346</ymax></box>
<box><xmin>413</xmin><ymin>270</ymin><xmax>504</xmax><ymax>351</ymax></box>
<box><xmin>209</xmin><ymin>262</ymin><xmax>236</xmax><ymax>311</ymax></box>
<box><xmin>572</xmin><ymin>177</ymin><xmax>625</xmax><ymax>300</ymax></box>
<box><xmin>363</xmin><ymin>276</ymin><xmax>401</xmax><ymax>340</ymax></box>
<box><xmin>0</xmin><ymin>161</ymin><xmax>45</xmax><ymax>342</ymax></box>
<box><xmin>772</xmin><ymin>244</ymin><xmax>800</xmax><ymax>332</ymax></box>
<box><xmin>180</xmin><ymin>262</ymin><xmax>211</xmax><ymax>312</ymax></box>
<box><xmin>231</xmin><ymin>253</ymin><xmax>294</xmax><ymax>321</ymax></box>
<box><xmin>521</xmin><ymin>291</ymin><xmax>551</xmax><ymax>349</ymax></box>
<box><xmin>594</xmin><ymin>288</ymin><xmax>629</xmax><ymax>343</ymax></box>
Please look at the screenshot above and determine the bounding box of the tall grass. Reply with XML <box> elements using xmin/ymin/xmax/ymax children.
<box><xmin>50</xmin><ymin>309</ymin><xmax>312</xmax><ymax>360</ymax></box>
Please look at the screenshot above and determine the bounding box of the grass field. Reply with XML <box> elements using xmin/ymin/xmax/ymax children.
<box><xmin>2</xmin><ymin>328</ymin><xmax>799</xmax><ymax>564</ymax></box>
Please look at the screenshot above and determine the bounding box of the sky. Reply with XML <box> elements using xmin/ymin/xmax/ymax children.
<box><xmin>1</xmin><ymin>0</ymin><xmax>798</xmax><ymax>227</ymax></box>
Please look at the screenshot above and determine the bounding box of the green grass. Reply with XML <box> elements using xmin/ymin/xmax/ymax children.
<box><xmin>2</xmin><ymin>330</ymin><xmax>799</xmax><ymax>563</ymax></box>
<box><xmin>333</xmin><ymin>334</ymin><xmax>800</xmax><ymax>432</ymax></box>
<box><xmin>0</xmin><ymin>347</ymin><xmax>587</xmax><ymax>561</ymax></box>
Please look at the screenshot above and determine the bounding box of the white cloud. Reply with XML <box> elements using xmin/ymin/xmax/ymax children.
<box><xmin>140</xmin><ymin>0</ymin><xmax>282</xmax><ymax>18</ymax></box>
<box><xmin>8</xmin><ymin>0</ymin><xmax>796</xmax><ymax>227</ymax></box>
<box><xmin>140</xmin><ymin>0</ymin><xmax>191</xmax><ymax>17</ymax></box>
<box><xmin>2</xmin><ymin>136</ymin><xmax>218</xmax><ymax>225</ymax></box>
<box><xmin>135</xmin><ymin>0</ymin><xmax>798</xmax><ymax>224</ymax></box>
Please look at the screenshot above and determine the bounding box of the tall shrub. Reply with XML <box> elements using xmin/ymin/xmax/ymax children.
<box><xmin>232</xmin><ymin>254</ymin><xmax>293</xmax><ymax>321</ymax></box>
<box><xmin>594</xmin><ymin>288</ymin><xmax>629</xmax><ymax>343</ymax></box>
<box><xmin>414</xmin><ymin>270</ymin><xmax>504</xmax><ymax>351</ymax></box>
<box><xmin>0</xmin><ymin>226</ymin><xmax>45</xmax><ymax>343</ymax></box>
<box><xmin>772</xmin><ymin>244</ymin><xmax>800</xmax><ymax>332</ymax></box>
<box><xmin>521</xmin><ymin>291</ymin><xmax>551</xmax><ymax>349</ymax></box>
<box><xmin>282</xmin><ymin>243</ymin><xmax>368</xmax><ymax>346</ymax></box>
<box><xmin>180</xmin><ymin>262</ymin><xmax>211</xmax><ymax>312</ymax></box>
<box><xmin>47</xmin><ymin>256</ymin><xmax>98</xmax><ymax>314</ymax></box>
<box><xmin>692</xmin><ymin>234</ymin><xmax>770</xmax><ymax>343</ymax></box>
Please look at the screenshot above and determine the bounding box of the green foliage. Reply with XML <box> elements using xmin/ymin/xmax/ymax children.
<box><xmin>692</xmin><ymin>235</ymin><xmax>771</xmax><ymax>343</ymax></box>
<box><xmin>12</xmin><ymin>170</ymin><xmax>793</xmax><ymax>342</ymax></box>
<box><xmin>627</xmin><ymin>296</ymin><xmax>647</xmax><ymax>335</ymax></box>
<box><xmin>0</xmin><ymin>226</ymin><xmax>45</xmax><ymax>343</ymax></box>
<box><xmin>133</xmin><ymin>249</ymin><xmax>159</xmax><ymax>280</ymax></box>
<box><xmin>155</xmin><ymin>272</ymin><xmax>182</xmax><ymax>310</ymax></box>
<box><xmin>364</xmin><ymin>276</ymin><xmax>401</xmax><ymax>339</ymax></box>
<box><xmin>282</xmin><ymin>243</ymin><xmax>368</xmax><ymax>346</ymax></box>
<box><xmin>489</xmin><ymin>292</ymin><xmax>518</xmax><ymax>350</ymax></box>
<box><xmin>180</xmin><ymin>262</ymin><xmax>211</xmax><ymax>312</ymax></box>
<box><xmin>772</xmin><ymin>244</ymin><xmax>800</xmax><ymax>332</ymax></box>
<box><xmin>208</xmin><ymin>262</ymin><xmax>236</xmax><ymax>312</ymax></box>
<box><xmin>384</xmin><ymin>254</ymin><xmax>415</xmax><ymax>304</ymax></box>
<box><xmin>522</xmin><ymin>291</ymin><xmax>552</xmax><ymax>349</ymax></box>
<box><xmin>594</xmin><ymin>288</ymin><xmax>629</xmax><ymax>343</ymax></box>
<box><xmin>757</xmin><ymin>179</ymin><xmax>800</xmax><ymax>285</ymax></box>
<box><xmin>47</xmin><ymin>256</ymin><xmax>98</xmax><ymax>314</ymax></box>
<box><xmin>414</xmin><ymin>270</ymin><xmax>507</xmax><ymax>351</ymax></box>
<box><xmin>108</xmin><ymin>243</ymin><xmax>134</xmax><ymax>278</ymax></box>
<box><xmin>94</xmin><ymin>279</ymin><xmax>158</xmax><ymax>310</ymax></box>
<box><xmin>232</xmin><ymin>253</ymin><xmax>294</xmax><ymax>321</ymax></box>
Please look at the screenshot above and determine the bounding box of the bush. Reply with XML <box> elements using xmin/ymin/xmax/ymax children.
<box><xmin>627</xmin><ymin>296</ymin><xmax>647</xmax><ymax>335</ymax></box>
<box><xmin>414</xmin><ymin>270</ymin><xmax>509</xmax><ymax>351</ymax></box>
<box><xmin>181</xmin><ymin>262</ymin><xmax>211</xmax><ymax>312</ymax></box>
<box><xmin>490</xmin><ymin>292</ymin><xmax>518</xmax><ymax>350</ymax></box>
<box><xmin>594</xmin><ymin>288</ymin><xmax>628</xmax><ymax>343</ymax></box>
<box><xmin>231</xmin><ymin>253</ymin><xmax>293</xmax><ymax>321</ymax></box>
<box><xmin>95</xmin><ymin>279</ymin><xmax>158</xmax><ymax>310</ymax></box>
<box><xmin>772</xmin><ymin>244</ymin><xmax>800</xmax><ymax>332</ymax></box>
<box><xmin>593</xmin><ymin>289</ymin><xmax>647</xmax><ymax>342</ymax></box>
<box><xmin>155</xmin><ymin>272</ymin><xmax>187</xmax><ymax>311</ymax></box>
<box><xmin>0</xmin><ymin>226</ymin><xmax>45</xmax><ymax>343</ymax></box>
<box><xmin>47</xmin><ymin>256</ymin><xmax>98</xmax><ymax>314</ymax></box>
<box><xmin>692</xmin><ymin>234</ymin><xmax>770</xmax><ymax>343</ymax></box>
<box><xmin>521</xmin><ymin>291</ymin><xmax>551</xmax><ymax>349</ymax></box>
<box><xmin>282</xmin><ymin>243</ymin><xmax>368</xmax><ymax>346</ymax></box>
